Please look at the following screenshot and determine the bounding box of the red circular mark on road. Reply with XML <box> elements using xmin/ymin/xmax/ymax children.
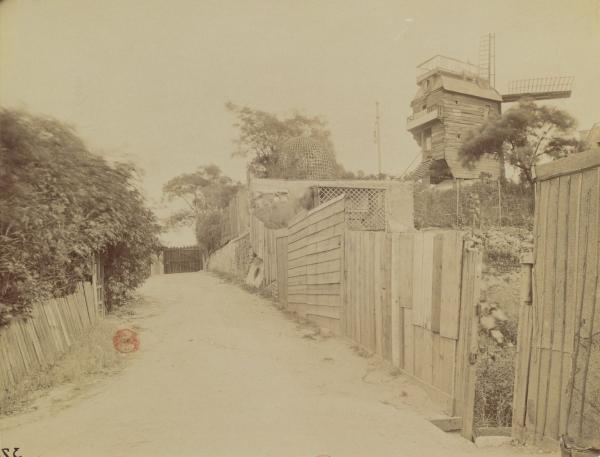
<box><xmin>113</xmin><ymin>329</ymin><xmax>140</xmax><ymax>353</ymax></box>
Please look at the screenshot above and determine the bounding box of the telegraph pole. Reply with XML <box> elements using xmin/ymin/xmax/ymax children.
<box><xmin>375</xmin><ymin>101</ymin><xmax>382</xmax><ymax>176</ymax></box>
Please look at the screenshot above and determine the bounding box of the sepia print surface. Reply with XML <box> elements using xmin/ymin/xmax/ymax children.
<box><xmin>1</xmin><ymin>1</ymin><xmax>600</xmax><ymax>456</ymax></box>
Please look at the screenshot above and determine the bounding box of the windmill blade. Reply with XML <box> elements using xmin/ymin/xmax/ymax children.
<box><xmin>502</xmin><ymin>76</ymin><xmax>574</xmax><ymax>102</ymax></box>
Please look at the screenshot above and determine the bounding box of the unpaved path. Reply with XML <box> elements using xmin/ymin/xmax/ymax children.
<box><xmin>0</xmin><ymin>273</ymin><xmax>554</xmax><ymax>457</ymax></box>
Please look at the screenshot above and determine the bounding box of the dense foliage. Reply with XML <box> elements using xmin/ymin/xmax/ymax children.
<box><xmin>459</xmin><ymin>99</ymin><xmax>584</xmax><ymax>184</ymax></box>
<box><xmin>475</xmin><ymin>343</ymin><xmax>516</xmax><ymax>427</ymax></box>
<box><xmin>0</xmin><ymin>109</ymin><xmax>160</xmax><ymax>323</ymax></box>
<box><xmin>414</xmin><ymin>179</ymin><xmax>534</xmax><ymax>230</ymax></box>
<box><xmin>194</xmin><ymin>210</ymin><xmax>225</xmax><ymax>255</ymax></box>
<box><xmin>226</xmin><ymin>102</ymin><xmax>344</xmax><ymax>178</ymax></box>
<box><xmin>162</xmin><ymin>164</ymin><xmax>239</xmax><ymax>254</ymax></box>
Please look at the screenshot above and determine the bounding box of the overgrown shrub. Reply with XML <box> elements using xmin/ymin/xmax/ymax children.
<box><xmin>196</xmin><ymin>209</ymin><xmax>225</xmax><ymax>254</ymax></box>
<box><xmin>0</xmin><ymin>109</ymin><xmax>160</xmax><ymax>324</ymax></box>
<box><xmin>414</xmin><ymin>179</ymin><xmax>534</xmax><ymax>230</ymax></box>
<box><xmin>483</xmin><ymin>227</ymin><xmax>533</xmax><ymax>272</ymax></box>
<box><xmin>474</xmin><ymin>266</ymin><xmax>523</xmax><ymax>427</ymax></box>
<box><xmin>249</xmin><ymin>188</ymin><xmax>314</xmax><ymax>230</ymax></box>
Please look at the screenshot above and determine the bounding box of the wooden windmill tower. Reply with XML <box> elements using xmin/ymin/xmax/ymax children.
<box><xmin>406</xmin><ymin>33</ymin><xmax>574</xmax><ymax>184</ymax></box>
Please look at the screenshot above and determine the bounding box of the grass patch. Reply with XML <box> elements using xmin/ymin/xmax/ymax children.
<box><xmin>0</xmin><ymin>318</ymin><xmax>127</xmax><ymax>415</ymax></box>
<box><xmin>475</xmin><ymin>339</ymin><xmax>516</xmax><ymax>427</ymax></box>
<box><xmin>474</xmin><ymin>267</ymin><xmax>520</xmax><ymax>428</ymax></box>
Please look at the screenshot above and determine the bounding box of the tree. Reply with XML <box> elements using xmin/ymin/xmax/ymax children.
<box><xmin>0</xmin><ymin>109</ymin><xmax>160</xmax><ymax>322</ymax></box>
<box><xmin>194</xmin><ymin>210</ymin><xmax>224</xmax><ymax>256</ymax></box>
<box><xmin>162</xmin><ymin>165</ymin><xmax>239</xmax><ymax>254</ymax></box>
<box><xmin>226</xmin><ymin>102</ymin><xmax>338</xmax><ymax>178</ymax></box>
<box><xmin>162</xmin><ymin>164</ymin><xmax>239</xmax><ymax>227</ymax></box>
<box><xmin>459</xmin><ymin>99</ymin><xmax>585</xmax><ymax>184</ymax></box>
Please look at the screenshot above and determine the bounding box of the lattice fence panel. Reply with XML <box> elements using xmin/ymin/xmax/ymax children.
<box><xmin>316</xmin><ymin>186</ymin><xmax>386</xmax><ymax>231</ymax></box>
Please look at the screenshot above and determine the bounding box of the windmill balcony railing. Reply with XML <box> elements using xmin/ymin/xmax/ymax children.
<box><xmin>417</xmin><ymin>55</ymin><xmax>480</xmax><ymax>80</ymax></box>
<box><xmin>406</xmin><ymin>105</ymin><xmax>443</xmax><ymax>131</ymax></box>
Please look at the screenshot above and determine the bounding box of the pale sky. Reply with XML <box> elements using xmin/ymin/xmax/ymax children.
<box><xmin>1</xmin><ymin>0</ymin><xmax>599</xmax><ymax>207</ymax></box>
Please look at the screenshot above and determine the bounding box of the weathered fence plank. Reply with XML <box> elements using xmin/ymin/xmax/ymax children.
<box><xmin>0</xmin><ymin>283</ymin><xmax>100</xmax><ymax>405</ymax></box>
<box><xmin>458</xmin><ymin>246</ymin><xmax>483</xmax><ymax>441</ymax></box>
<box><xmin>343</xmin><ymin>227</ymin><xmax>468</xmax><ymax>417</ymax></box>
<box><xmin>514</xmin><ymin>150</ymin><xmax>600</xmax><ymax>448</ymax></box>
<box><xmin>285</xmin><ymin>196</ymin><xmax>346</xmax><ymax>333</ymax></box>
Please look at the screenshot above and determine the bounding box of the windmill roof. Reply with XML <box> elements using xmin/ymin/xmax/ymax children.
<box><xmin>440</xmin><ymin>75</ymin><xmax>502</xmax><ymax>102</ymax></box>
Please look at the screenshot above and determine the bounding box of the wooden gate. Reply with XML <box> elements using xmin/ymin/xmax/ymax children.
<box><xmin>512</xmin><ymin>150</ymin><xmax>600</xmax><ymax>447</ymax></box>
<box><xmin>163</xmin><ymin>246</ymin><xmax>202</xmax><ymax>274</ymax></box>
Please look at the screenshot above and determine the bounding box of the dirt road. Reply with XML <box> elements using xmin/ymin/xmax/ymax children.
<box><xmin>0</xmin><ymin>273</ymin><xmax>552</xmax><ymax>457</ymax></box>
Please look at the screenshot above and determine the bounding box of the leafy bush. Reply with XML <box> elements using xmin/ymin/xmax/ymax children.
<box><xmin>195</xmin><ymin>209</ymin><xmax>225</xmax><ymax>255</ymax></box>
<box><xmin>0</xmin><ymin>109</ymin><xmax>160</xmax><ymax>323</ymax></box>
<box><xmin>251</xmin><ymin>189</ymin><xmax>313</xmax><ymax>229</ymax></box>
<box><xmin>475</xmin><ymin>270</ymin><xmax>522</xmax><ymax>428</ymax></box>
<box><xmin>480</xmin><ymin>227</ymin><xmax>533</xmax><ymax>272</ymax></box>
<box><xmin>414</xmin><ymin>179</ymin><xmax>534</xmax><ymax>230</ymax></box>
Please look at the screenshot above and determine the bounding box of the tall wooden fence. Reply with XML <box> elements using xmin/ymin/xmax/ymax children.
<box><xmin>250</xmin><ymin>216</ymin><xmax>286</xmax><ymax>285</ymax></box>
<box><xmin>276</xmin><ymin>234</ymin><xmax>288</xmax><ymax>305</ymax></box>
<box><xmin>0</xmin><ymin>282</ymin><xmax>99</xmax><ymax>404</ymax></box>
<box><xmin>250</xmin><ymin>216</ymin><xmax>268</xmax><ymax>261</ymax></box>
<box><xmin>285</xmin><ymin>196</ymin><xmax>345</xmax><ymax>333</ymax></box>
<box><xmin>221</xmin><ymin>188</ymin><xmax>250</xmax><ymax>244</ymax></box>
<box><xmin>513</xmin><ymin>150</ymin><xmax>600</xmax><ymax>447</ymax></box>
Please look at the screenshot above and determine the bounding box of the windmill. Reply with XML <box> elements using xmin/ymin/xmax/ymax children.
<box><xmin>405</xmin><ymin>32</ymin><xmax>574</xmax><ymax>183</ymax></box>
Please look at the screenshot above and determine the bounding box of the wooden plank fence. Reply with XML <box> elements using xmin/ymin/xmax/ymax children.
<box><xmin>344</xmin><ymin>229</ymin><xmax>480</xmax><ymax>424</ymax></box>
<box><xmin>0</xmin><ymin>282</ymin><xmax>100</xmax><ymax>404</ymax></box>
<box><xmin>221</xmin><ymin>188</ymin><xmax>250</xmax><ymax>244</ymax></box>
<box><xmin>513</xmin><ymin>149</ymin><xmax>600</xmax><ymax>447</ymax></box>
<box><xmin>285</xmin><ymin>196</ymin><xmax>345</xmax><ymax>334</ymax></box>
<box><xmin>249</xmin><ymin>216</ymin><xmax>286</xmax><ymax>286</ymax></box>
<box><xmin>276</xmin><ymin>234</ymin><xmax>288</xmax><ymax>305</ymax></box>
<box><xmin>250</xmin><ymin>217</ymin><xmax>266</xmax><ymax>261</ymax></box>
<box><xmin>207</xmin><ymin>193</ymin><xmax>483</xmax><ymax>436</ymax></box>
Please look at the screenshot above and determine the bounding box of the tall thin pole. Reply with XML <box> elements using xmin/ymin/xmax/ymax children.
<box><xmin>375</xmin><ymin>101</ymin><xmax>382</xmax><ymax>176</ymax></box>
<box><xmin>488</xmin><ymin>33</ymin><xmax>492</xmax><ymax>85</ymax></box>
<box><xmin>456</xmin><ymin>178</ymin><xmax>460</xmax><ymax>227</ymax></box>
<box><xmin>498</xmin><ymin>179</ymin><xmax>502</xmax><ymax>227</ymax></box>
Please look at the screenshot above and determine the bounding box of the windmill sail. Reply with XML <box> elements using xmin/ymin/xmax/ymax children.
<box><xmin>478</xmin><ymin>33</ymin><xmax>496</xmax><ymax>88</ymax></box>
<box><xmin>502</xmin><ymin>76</ymin><xmax>574</xmax><ymax>102</ymax></box>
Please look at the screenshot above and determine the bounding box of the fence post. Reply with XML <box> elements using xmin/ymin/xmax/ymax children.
<box><xmin>512</xmin><ymin>252</ymin><xmax>534</xmax><ymax>442</ymax></box>
<box><xmin>459</xmin><ymin>244</ymin><xmax>482</xmax><ymax>441</ymax></box>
